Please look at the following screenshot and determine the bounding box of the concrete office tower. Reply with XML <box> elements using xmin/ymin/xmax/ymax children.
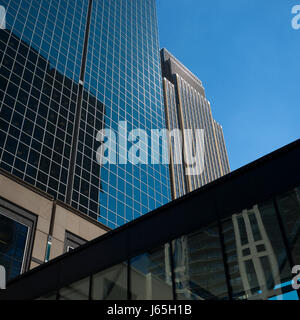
<box><xmin>161</xmin><ymin>48</ymin><xmax>230</xmax><ymax>199</ymax></box>
<box><xmin>0</xmin><ymin>0</ymin><xmax>171</xmax><ymax>229</ymax></box>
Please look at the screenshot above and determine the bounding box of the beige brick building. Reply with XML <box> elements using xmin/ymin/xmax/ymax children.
<box><xmin>0</xmin><ymin>168</ymin><xmax>109</xmax><ymax>279</ymax></box>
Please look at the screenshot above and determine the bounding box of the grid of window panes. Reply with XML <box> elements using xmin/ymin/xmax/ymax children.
<box><xmin>162</xmin><ymin>77</ymin><xmax>186</xmax><ymax>198</ymax></box>
<box><xmin>214</xmin><ymin>120</ymin><xmax>230</xmax><ymax>175</ymax></box>
<box><xmin>38</xmin><ymin>185</ymin><xmax>300</xmax><ymax>301</ymax></box>
<box><xmin>0</xmin><ymin>0</ymin><xmax>170</xmax><ymax>227</ymax></box>
<box><xmin>0</xmin><ymin>0</ymin><xmax>88</xmax><ymax>201</ymax></box>
<box><xmin>77</xmin><ymin>0</ymin><xmax>171</xmax><ymax>228</ymax></box>
<box><xmin>176</xmin><ymin>74</ymin><xmax>223</xmax><ymax>192</ymax></box>
<box><xmin>71</xmin><ymin>89</ymin><xmax>104</xmax><ymax>220</ymax></box>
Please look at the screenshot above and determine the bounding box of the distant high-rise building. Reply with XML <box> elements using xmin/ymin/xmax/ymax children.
<box><xmin>161</xmin><ymin>48</ymin><xmax>230</xmax><ymax>199</ymax></box>
<box><xmin>161</xmin><ymin>48</ymin><xmax>231</xmax><ymax>299</ymax></box>
<box><xmin>0</xmin><ymin>0</ymin><xmax>171</xmax><ymax>229</ymax></box>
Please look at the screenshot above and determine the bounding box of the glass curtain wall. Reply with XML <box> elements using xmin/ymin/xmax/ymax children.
<box><xmin>38</xmin><ymin>186</ymin><xmax>300</xmax><ymax>301</ymax></box>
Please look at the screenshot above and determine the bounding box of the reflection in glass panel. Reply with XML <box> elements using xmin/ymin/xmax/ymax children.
<box><xmin>248</xmin><ymin>213</ymin><xmax>262</xmax><ymax>242</ymax></box>
<box><xmin>269</xmin><ymin>290</ymin><xmax>299</xmax><ymax>301</ymax></box>
<box><xmin>36</xmin><ymin>292</ymin><xmax>57</xmax><ymax>300</ymax></box>
<box><xmin>59</xmin><ymin>277</ymin><xmax>89</xmax><ymax>300</ymax></box>
<box><xmin>173</xmin><ymin>224</ymin><xmax>228</xmax><ymax>300</ymax></box>
<box><xmin>244</xmin><ymin>260</ymin><xmax>260</xmax><ymax>295</ymax></box>
<box><xmin>222</xmin><ymin>200</ymin><xmax>293</xmax><ymax>300</ymax></box>
<box><xmin>130</xmin><ymin>245</ymin><xmax>173</xmax><ymax>300</ymax></box>
<box><xmin>237</xmin><ymin>216</ymin><xmax>248</xmax><ymax>245</ymax></box>
<box><xmin>92</xmin><ymin>263</ymin><xmax>127</xmax><ymax>300</ymax></box>
<box><xmin>276</xmin><ymin>187</ymin><xmax>300</xmax><ymax>265</ymax></box>
<box><xmin>0</xmin><ymin>212</ymin><xmax>29</xmax><ymax>280</ymax></box>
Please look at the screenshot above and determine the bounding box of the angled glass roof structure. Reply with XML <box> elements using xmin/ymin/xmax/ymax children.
<box><xmin>1</xmin><ymin>139</ymin><xmax>300</xmax><ymax>300</ymax></box>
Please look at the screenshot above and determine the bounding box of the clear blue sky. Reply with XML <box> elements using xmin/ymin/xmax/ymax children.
<box><xmin>157</xmin><ymin>0</ymin><xmax>300</xmax><ymax>171</ymax></box>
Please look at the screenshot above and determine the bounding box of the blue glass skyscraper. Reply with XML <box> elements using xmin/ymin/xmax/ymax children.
<box><xmin>0</xmin><ymin>0</ymin><xmax>171</xmax><ymax>229</ymax></box>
